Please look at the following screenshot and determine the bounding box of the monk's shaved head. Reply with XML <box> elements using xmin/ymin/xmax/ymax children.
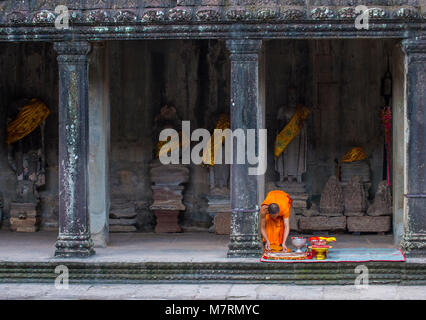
<box><xmin>268</xmin><ymin>203</ymin><xmax>280</xmax><ymax>215</ymax></box>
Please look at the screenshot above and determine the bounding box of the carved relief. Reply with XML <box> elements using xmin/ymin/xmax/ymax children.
<box><xmin>141</xmin><ymin>9</ymin><xmax>166</xmax><ymax>23</ymax></box>
<box><xmin>393</xmin><ymin>7</ymin><xmax>419</xmax><ymax>19</ymax></box>
<box><xmin>338</xmin><ymin>7</ymin><xmax>358</xmax><ymax>19</ymax></box>
<box><xmin>32</xmin><ymin>10</ymin><xmax>55</xmax><ymax>24</ymax></box>
<box><xmin>256</xmin><ymin>9</ymin><xmax>279</xmax><ymax>20</ymax></box>
<box><xmin>113</xmin><ymin>10</ymin><xmax>138</xmax><ymax>23</ymax></box>
<box><xmin>85</xmin><ymin>10</ymin><xmax>111</xmax><ymax>23</ymax></box>
<box><xmin>280</xmin><ymin>9</ymin><xmax>305</xmax><ymax>20</ymax></box>
<box><xmin>225</xmin><ymin>9</ymin><xmax>253</xmax><ymax>21</ymax></box>
<box><xmin>311</xmin><ymin>7</ymin><xmax>336</xmax><ymax>20</ymax></box>
<box><xmin>368</xmin><ymin>8</ymin><xmax>387</xmax><ymax>19</ymax></box>
<box><xmin>196</xmin><ymin>9</ymin><xmax>221</xmax><ymax>22</ymax></box>
<box><xmin>168</xmin><ymin>8</ymin><xmax>192</xmax><ymax>22</ymax></box>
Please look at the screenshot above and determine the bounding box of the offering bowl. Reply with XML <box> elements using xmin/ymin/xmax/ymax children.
<box><xmin>291</xmin><ymin>237</ymin><xmax>307</xmax><ymax>253</ymax></box>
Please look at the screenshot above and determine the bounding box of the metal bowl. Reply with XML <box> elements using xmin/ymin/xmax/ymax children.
<box><xmin>291</xmin><ymin>237</ymin><xmax>307</xmax><ymax>253</ymax></box>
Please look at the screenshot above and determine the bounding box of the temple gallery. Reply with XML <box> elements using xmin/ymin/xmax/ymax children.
<box><xmin>0</xmin><ymin>0</ymin><xmax>425</xmax><ymax>260</ymax></box>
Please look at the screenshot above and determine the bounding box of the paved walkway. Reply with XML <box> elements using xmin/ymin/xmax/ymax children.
<box><xmin>0</xmin><ymin>283</ymin><xmax>425</xmax><ymax>300</ymax></box>
<box><xmin>0</xmin><ymin>231</ymin><xmax>400</xmax><ymax>263</ymax></box>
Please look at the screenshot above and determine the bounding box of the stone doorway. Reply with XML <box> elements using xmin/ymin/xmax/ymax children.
<box><xmin>264</xmin><ymin>39</ymin><xmax>404</xmax><ymax>246</ymax></box>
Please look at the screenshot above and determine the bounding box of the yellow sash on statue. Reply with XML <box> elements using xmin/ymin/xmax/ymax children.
<box><xmin>202</xmin><ymin>114</ymin><xmax>230</xmax><ymax>166</ymax></box>
<box><xmin>7</xmin><ymin>98</ymin><xmax>51</xmax><ymax>145</ymax></box>
<box><xmin>274</xmin><ymin>105</ymin><xmax>310</xmax><ymax>158</ymax></box>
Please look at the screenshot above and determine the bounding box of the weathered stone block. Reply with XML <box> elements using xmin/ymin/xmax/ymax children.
<box><xmin>290</xmin><ymin>212</ymin><xmax>300</xmax><ymax>232</ymax></box>
<box><xmin>299</xmin><ymin>216</ymin><xmax>346</xmax><ymax>232</ymax></box>
<box><xmin>367</xmin><ymin>180</ymin><xmax>392</xmax><ymax>216</ymax></box>
<box><xmin>320</xmin><ymin>176</ymin><xmax>344</xmax><ymax>215</ymax></box>
<box><xmin>344</xmin><ymin>176</ymin><xmax>368</xmax><ymax>216</ymax></box>
<box><xmin>150</xmin><ymin>163</ymin><xmax>190</xmax><ymax>185</ymax></box>
<box><xmin>154</xmin><ymin>210</ymin><xmax>182</xmax><ymax>233</ymax></box>
<box><xmin>214</xmin><ymin>212</ymin><xmax>231</xmax><ymax>235</ymax></box>
<box><xmin>302</xmin><ymin>207</ymin><xmax>320</xmax><ymax>217</ymax></box>
<box><xmin>347</xmin><ymin>216</ymin><xmax>392</xmax><ymax>233</ymax></box>
<box><xmin>109</xmin><ymin>225</ymin><xmax>138</xmax><ymax>232</ymax></box>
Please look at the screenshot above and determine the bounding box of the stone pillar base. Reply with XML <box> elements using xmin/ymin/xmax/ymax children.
<box><xmin>154</xmin><ymin>210</ymin><xmax>182</xmax><ymax>233</ymax></box>
<box><xmin>228</xmin><ymin>235</ymin><xmax>263</xmax><ymax>258</ymax></box>
<box><xmin>55</xmin><ymin>236</ymin><xmax>95</xmax><ymax>258</ymax></box>
<box><xmin>227</xmin><ymin>211</ymin><xmax>262</xmax><ymax>258</ymax></box>
<box><xmin>401</xmin><ymin>234</ymin><xmax>426</xmax><ymax>258</ymax></box>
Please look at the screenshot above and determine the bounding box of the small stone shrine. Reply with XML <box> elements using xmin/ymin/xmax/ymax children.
<box><xmin>150</xmin><ymin>161</ymin><xmax>189</xmax><ymax>233</ymax></box>
<box><xmin>149</xmin><ymin>104</ymin><xmax>190</xmax><ymax>233</ymax></box>
<box><xmin>344</xmin><ymin>176</ymin><xmax>368</xmax><ymax>217</ymax></box>
<box><xmin>7</xmin><ymin>99</ymin><xmax>50</xmax><ymax>232</ymax></box>
<box><xmin>109</xmin><ymin>199</ymin><xmax>138</xmax><ymax>233</ymax></box>
<box><xmin>299</xmin><ymin>176</ymin><xmax>346</xmax><ymax>232</ymax></box>
<box><xmin>347</xmin><ymin>180</ymin><xmax>393</xmax><ymax>233</ymax></box>
<box><xmin>204</xmin><ymin>114</ymin><xmax>231</xmax><ymax>235</ymax></box>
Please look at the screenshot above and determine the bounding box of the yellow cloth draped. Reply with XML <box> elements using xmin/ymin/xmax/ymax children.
<box><xmin>274</xmin><ymin>105</ymin><xmax>310</xmax><ymax>158</ymax></box>
<box><xmin>340</xmin><ymin>147</ymin><xmax>368</xmax><ymax>163</ymax></box>
<box><xmin>337</xmin><ymin>147</ymin><xmax>368</xmax><ymax>180</ymax></box>
<box><xmin>7</xmin><ymin>99</ymin><xmax>51</xmax><ymax>145</ymax></box>
<box><xmin>202</xmin><ymin>114</ymin><xmax>230</xmax><ymax>166</ymax></box>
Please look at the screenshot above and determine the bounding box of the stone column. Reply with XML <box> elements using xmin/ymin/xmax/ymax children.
<box><xmin>226</xmin><ymin>39</ymin><xmax>264</xmax><ymax>258</ymax></box>
<box><xmin>88</xmin><ymin>42</ymin><xmax>110</xmax><ymax>247</ymax></box>
<box><xmin>54</xmin><ymin>41</ymin><xmax>95</xmax><ymax>258</ymax></box>
<box><xmin>401</xmin><ymin>37</ymin><xmax>426</xmax><ymax>257</ymax></box>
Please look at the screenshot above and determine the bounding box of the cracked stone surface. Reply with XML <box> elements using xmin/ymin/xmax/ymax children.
<box><xmin>0</xmin><ymin>283</ymin><xmax>425</xmax><ymax>300</ymax></box>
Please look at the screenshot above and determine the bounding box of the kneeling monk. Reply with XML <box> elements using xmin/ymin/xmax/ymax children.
<box><xmin>260</xmin><ymin>190</ymin><xmax>293</xmax><ymax>252</ymax></box>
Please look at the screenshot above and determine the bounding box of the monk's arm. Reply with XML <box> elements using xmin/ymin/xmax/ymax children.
<box><xmin>283</xmin><ymin>218</ymin><xmax>290</xmax><ymax>249</ymax></box>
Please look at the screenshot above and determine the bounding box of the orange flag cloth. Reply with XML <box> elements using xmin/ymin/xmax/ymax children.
<box><xmin>262</xmin><ymin>190</ymin><xmax>293</xmax><ymax>252</ymax></box>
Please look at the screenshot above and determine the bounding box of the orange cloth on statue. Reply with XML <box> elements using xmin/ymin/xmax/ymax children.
<box><xmin>262</xmin><ymin>190</ymin><xmax>293</xmax><ymax>252</ymax></box>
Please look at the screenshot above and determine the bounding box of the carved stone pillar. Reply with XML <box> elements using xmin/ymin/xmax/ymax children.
<box><xmin>54</xmin><ymin>41</ymin><xmax>95</xmax><ymax>258</ymax></box>
<box><xmin>226</xmin><ymin>39</ymin><xmax>264</xmax><ymax>258</ymax></box>
<box><xmin>401</xmin><ymin>37</ymin><xmax>426</xmax><ymax>257</ymax></box>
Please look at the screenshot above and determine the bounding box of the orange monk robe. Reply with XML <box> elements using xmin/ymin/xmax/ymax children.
<box><xmin>262</xmin><ymin>190</ymin><xmax>293</xmax><ymax>252</ymax></box>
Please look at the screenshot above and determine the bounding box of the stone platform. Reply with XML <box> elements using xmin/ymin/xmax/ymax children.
<box><xmin>0</xmin><ymin>231</ymin><xmax>424</xmax><ymax>285</ymax></box>
<box><xmin>0</xmin><ymin>231</ymin><xmax>426</xmax><ymax>285</ymax></box>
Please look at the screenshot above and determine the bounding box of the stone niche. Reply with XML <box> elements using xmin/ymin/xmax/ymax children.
<box><xmin>149</xmin><ymin>161</ymin><xmax>190</xmax><ymax>233</ymax></box>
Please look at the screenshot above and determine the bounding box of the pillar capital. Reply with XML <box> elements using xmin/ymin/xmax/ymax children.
<box><xmin>226</xmin><ymin>39</ymin><xmax>262</xmax><ymax>53</ymax></box>
<box><xmin>226</xmin><ymin>39</ymin><xmax>263</xmax><ymax>62</ymax></box>
<box><xmin>54</xmin><ymin>41</ymin><xmax>91</xmax><ymax>65</ymax></box>
<box><xmin>401</xmin><ymin>37</ymin><xmax>426</xmax><ymax>63</ymax></box>
<box><xmin>54</xmin><ymin>41</ymin><xmax>91</xmax><ymax>56</ymax></box>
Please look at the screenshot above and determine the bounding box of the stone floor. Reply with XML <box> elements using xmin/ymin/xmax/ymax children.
<box><xmin>0</xmin><ymin>230</ymin><xmax>400</xmax><ymax>263</ymax></box>
<box><xmin>0</xmin><ymin>283</ymin><xmax>425</xmax><ymax>300</ymax></box>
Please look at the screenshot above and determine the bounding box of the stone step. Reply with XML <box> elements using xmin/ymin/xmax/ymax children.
<box><xmin>109</xmin><ymin>210</ymin><xmax>137</xmax><ymax>219</ymax></box>
<box><xmin>109</xmin><ymin>225</ymin><xmax>137</xmax><ymax>233</ymax></box>
<box><xmin>109</xmin><ymin>218</ymin><xmax>137</xmax><ymax>226</ymax></box>
<box><xmin>0</xmin><ymin>261</ymin><xmax>423</xmax><ymax>285</ymax></box>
